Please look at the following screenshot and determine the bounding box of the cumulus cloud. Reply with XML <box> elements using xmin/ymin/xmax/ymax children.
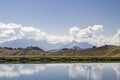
<box><xmin>0</xmin><ymin>23</ymin><xmax>47</xmax><ymax>43</ymax></box>
<box><xmin>0</xmin><ymin>23</ymin><xmax>71</xmax><ymax>44</ymax></box>
<box><xmin>69</xmin><ymin>25</ymin><xmax>103</xmax><ymax>39</ymax></box>
<box><xmin>0</xmin><ymin>22</ymin><xmax>120</xmax><ymax>46</ymax></box>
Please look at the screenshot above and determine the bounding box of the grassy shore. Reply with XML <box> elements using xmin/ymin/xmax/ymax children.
<box><xmin>0</xmin><ymin>56</ymin><xmax>120</xmax><ymax>63</ymax></box>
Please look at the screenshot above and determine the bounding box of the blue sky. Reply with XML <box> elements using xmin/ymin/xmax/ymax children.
<box><xmin>0</xmin><ymin>0</ymin><xmax>120</xmax><ymax>35</ymax></box>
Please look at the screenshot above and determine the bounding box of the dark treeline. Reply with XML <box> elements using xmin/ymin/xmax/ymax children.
<box><xmin>0</xmin><ymin>47</ymin><xmax>23</xmax><ymax>50</ymax></box>
<box><xmin>0</xmin><ymin>46</ymin><xmax>43</xmax><ymax>51</ymax></box>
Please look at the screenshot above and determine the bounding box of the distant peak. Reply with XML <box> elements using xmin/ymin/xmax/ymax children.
<box><xmin>71</xmin><ymin>40</ymin><xmax>78</xmax><ymax>44</ymax></box>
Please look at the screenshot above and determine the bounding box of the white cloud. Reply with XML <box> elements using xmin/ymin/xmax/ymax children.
<box><xmin>0</xmin><ymin>22</ymin><xmax>120</xmax><ymax>46</ymax></box>
<box><xmin>0</xmin><ymin>23</ymin><xmax>47</xmax><ymax>43</ymax></box>
<box><xmin>69</xmin><ymin>25</ymin><xmax>103</xmax><ymax>39</ymax></box>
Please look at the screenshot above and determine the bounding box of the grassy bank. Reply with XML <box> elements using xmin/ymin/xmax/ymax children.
<box><xmin>0</xmin><ymin>56</ymin><xmax>120</xmax><ymax>63</ymax></box>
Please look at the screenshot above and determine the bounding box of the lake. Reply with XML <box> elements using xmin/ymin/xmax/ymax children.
<box><xmin>0</xmin><ymin>63</ymin><xmax>120</xmax><ymax>80</ymax></box>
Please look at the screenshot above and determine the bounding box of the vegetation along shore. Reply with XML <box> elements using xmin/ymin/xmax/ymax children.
<box><xmin>1</xmin><ymin>45</ymin><xmax>120</xmax><ymax>63</ymax></box>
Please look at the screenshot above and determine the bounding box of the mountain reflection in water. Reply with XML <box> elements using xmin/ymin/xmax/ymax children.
<box><xmin>0</xmin><ymin>63</ymin><xmax>120</xmax><ymax>80</ymax></box>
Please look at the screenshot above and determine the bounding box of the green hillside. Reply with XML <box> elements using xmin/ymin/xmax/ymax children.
<box><xmin>47</xmin><ymin>45</ymin><xmax>120</xmax><ymax>56</ymax></box>
<box><xmin>0</xmin><ymin>45</ymin><xmax>120</xmax><ymax>57</ymax></box>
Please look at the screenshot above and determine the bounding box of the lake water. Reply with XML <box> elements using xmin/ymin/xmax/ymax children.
<box><xmin>0</xmin><ymin>63</ymin><xmax>120</xmax><ymax>80</ymax></box>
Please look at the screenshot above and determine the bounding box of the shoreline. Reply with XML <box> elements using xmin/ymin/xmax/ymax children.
<box><xmin>0</xmin><ymin>56</ymin><xmax>120</xmax><ymax>63</ymax></box>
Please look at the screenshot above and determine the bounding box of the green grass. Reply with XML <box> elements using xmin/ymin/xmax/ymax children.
<box><xmin>0</xmin><ymin>56</ymin><xmax>120</xmax><ymax>63</ymax></box>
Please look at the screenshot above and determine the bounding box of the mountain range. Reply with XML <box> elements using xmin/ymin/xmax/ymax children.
<box><xmin>0</xmin><ymin>45</ymin><xmax>120</xmax><ymax>56</ymax></box>
<box><xmin>0</xmin><ymin>39</ymin><xmax>93</xmax><ymax>51</ymax></box>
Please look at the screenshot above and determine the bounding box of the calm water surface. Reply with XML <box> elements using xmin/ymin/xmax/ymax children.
<box><xmin>0</xmin><ymin>63</ymin><xmax>120</xmax><ymax>80</ymax></box>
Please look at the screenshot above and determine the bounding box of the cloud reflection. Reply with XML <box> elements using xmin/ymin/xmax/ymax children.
<box><xmin>0</xmin><ymin>64</ymin><xmax>45</xmax><ymax>78</ymax></box>
<box><xmin>0</xmin><ymin>63</ymin><xmax>120</xmax><ymax>80</ymax></box>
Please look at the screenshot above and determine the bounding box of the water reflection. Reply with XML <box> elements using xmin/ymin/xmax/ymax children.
<box><xmin>0</xmin><ymin>63</ymin><xmax>119</xmax><ymax>80</ymax></box>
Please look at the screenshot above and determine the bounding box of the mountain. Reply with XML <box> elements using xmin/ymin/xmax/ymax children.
<box><xmin>71</xmin><ymin>46</ymin><xmax>82</xmax><ymax>50</ymax></box>
<box><xmin>60</xmin><ymin>40</ymin><xmax>93</xmax><ymax>49</ymax></box>
<box><xmin>0</xmin><ymin>39</ymin><xmax>93</xmax><ymax>51</ymax></box>
<box><xmin>0</xmin><ymin>39</ymin><xmax>64</xmax><ymax>51</ymax></box>
<box><xmin>48</xmin><ymin>46</ymin><xmax>82</xmax><ymax>52</ymax></box>
<box><xmin>47</xmin><ymin>49</ymin><xmax>61</xmax><ymax>52</ymax></box>
<box><xmin>47</xmin><ymin>41</ymin><xmax>91</xmax><ymax>52</ymax></box>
